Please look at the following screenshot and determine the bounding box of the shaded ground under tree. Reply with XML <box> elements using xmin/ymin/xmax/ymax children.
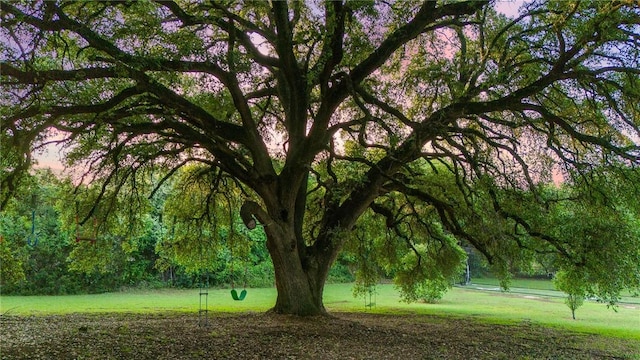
<box><xmin>2</xmin><ymin>312</ymin><xmax>638</xmax><ymax>359</ymax></box>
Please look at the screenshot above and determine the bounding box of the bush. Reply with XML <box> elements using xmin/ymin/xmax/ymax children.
<box><xmin>327</xmin><ymin>261</ymin><xmax>354</xmax><ymax>283</ymax></box>
<box><xmin>416</xmin><ymin>279</ymin><xmax>450</xmax><ymax>303</ymax></box>
<box><xmin>246</xmin><ymin>260</ymin><xmax>275</xmax><ymax>288</ymax></box>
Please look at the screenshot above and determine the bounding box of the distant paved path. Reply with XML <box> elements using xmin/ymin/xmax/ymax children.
<box><xmin>456</xmin><ymin>283</ymin><xmax>640</xmax><ymax>306</ymax></box>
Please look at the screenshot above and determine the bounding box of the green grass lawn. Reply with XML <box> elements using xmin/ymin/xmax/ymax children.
<box><xmin>2</xmin><ymin>283</ymin><xmax>638</xmax><ymax>340</ymax></box>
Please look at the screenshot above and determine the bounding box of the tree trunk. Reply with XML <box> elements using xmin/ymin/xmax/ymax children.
<box><xmin>241</xmin><ymin>197</ymin><xmax>339</xmax><ymax>316</ymax></box>
<box><xmin>264</xmin><ymin>225</ymin><xmax>330</xmax><ymax>316</ymax></box>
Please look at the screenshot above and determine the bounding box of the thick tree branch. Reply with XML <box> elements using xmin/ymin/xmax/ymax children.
<box><xmin>240</xmin><ymin>201</ymin><xmax>271</xmax><ymax>229</ymax></box>
<box><xmin>308</xmin><ymin>0</ymin><xmax>487</xmax><ymax>163</ymax></box>
<box><xmin>349</xmin><ymin>1</ymin><xmax>487</xmax><ymax>84</ymax></box>
<box><xmin>0</xmin><ymin>63</ymin><xmax>122</xmax><ymax>83</ymax></box>
<box><xmin>521</xmin><ymin>103</ymin><xmax>640</xmax><ymax>161</ymax></box>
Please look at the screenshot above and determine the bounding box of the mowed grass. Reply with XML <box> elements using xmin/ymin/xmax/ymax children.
<box><xmin>2</xmin><ymin>283</ymin><xmax>639</xmax><ymax>340</ymax></box>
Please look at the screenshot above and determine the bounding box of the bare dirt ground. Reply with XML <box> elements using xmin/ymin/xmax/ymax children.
<box><xmin>1</xmin><ymin>312</ymin><xmax>638</xmax><ymax>359</ymax></box>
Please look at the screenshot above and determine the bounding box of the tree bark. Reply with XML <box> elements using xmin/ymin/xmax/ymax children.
<box><xmin>265</xmin><ymin>225</ymin><xmax>329</xmax><ymax>316</ymax></box>
<box><xmin>242</xmin><ymin>201</ymin><xmax>331</xmax><ymax>316</ymax></box>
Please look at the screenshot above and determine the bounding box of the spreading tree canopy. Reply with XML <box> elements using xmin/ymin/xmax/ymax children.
<box><xmin>2</xmin><ymin>0</ymin><xmax>639</xmax><ymax>315</ymax></box>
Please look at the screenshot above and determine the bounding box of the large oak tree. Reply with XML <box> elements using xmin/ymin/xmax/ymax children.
<box><xmin>2</xmin><ymin>0</ymin><xmax>639</xmax><ymax>315</ymax></box>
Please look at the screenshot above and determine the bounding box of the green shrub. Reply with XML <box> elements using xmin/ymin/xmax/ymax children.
<box><xmin>327</xmin><ymin>261</ymin><xmax>354</xmax><ymax>283</ymax></box>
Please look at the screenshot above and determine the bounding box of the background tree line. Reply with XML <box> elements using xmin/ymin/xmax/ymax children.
<box><xmin>2</xmin><ymin>167</ymin><xmax>372</xmax><ymax>295</ymax></box>
<box><xmin>0</xmin><ymin>166</ymin><xmax>492</xmax><ymax>296</ymax></box>
<box><xmin>5</xmin><ymin>164</ymin><xmax>635</xmax><ymax>301</ymax></box>
<box><xmin>0</xmin><ymin>168</ymin><xmax>283</xmax><ymax>295</ymax></box>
